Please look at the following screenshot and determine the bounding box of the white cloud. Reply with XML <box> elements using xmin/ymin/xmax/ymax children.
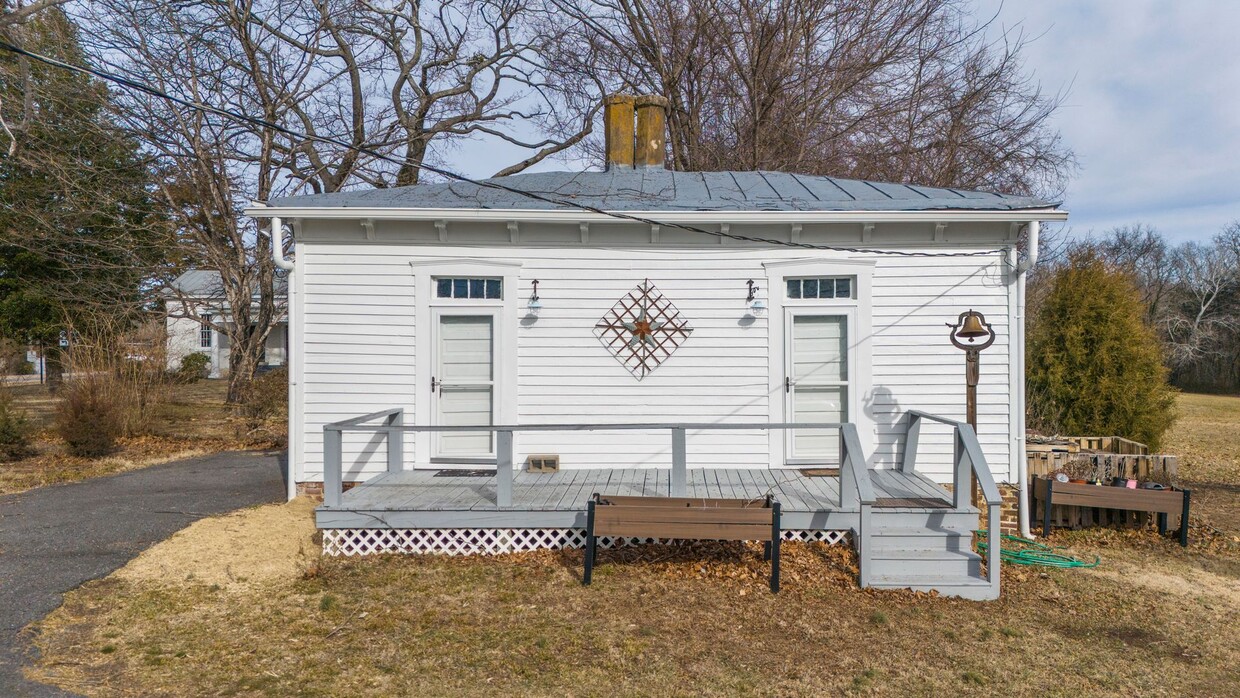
<box><xmin>977</xmin><ymin>0</ymin><xmax>1240</xmax><ymax>242</ymax></box>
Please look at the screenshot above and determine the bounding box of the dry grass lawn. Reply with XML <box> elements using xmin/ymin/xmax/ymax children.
<box><xmin>0</xmin><ymin>380</ymin><xmax>279</xmax><ymax>495</ymax></box>
<box><xmin>25</xmin><ymin>393</ymin><xmax>1240</xmax><ymax>697</ymax></box>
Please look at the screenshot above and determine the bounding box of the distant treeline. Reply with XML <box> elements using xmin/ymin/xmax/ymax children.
<box><xmin>1033</xmin><ymin>223</ymin><xmax>1240</xmax><ymax>395</ymax></box>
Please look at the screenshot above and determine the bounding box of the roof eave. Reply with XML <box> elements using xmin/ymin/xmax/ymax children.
<box><xmin>243</xmin><ymin>202</ymin><xmax>1068</xmax><ymax>223</ymax></box>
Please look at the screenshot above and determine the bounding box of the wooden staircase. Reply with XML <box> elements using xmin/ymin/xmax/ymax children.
<box><xmin>850</xmin><ymin>410</ymin><xmax>1005</xmax><ymax>601</ymax></box>
<box><xmin>865</xmin><ymin>507</ymin><xmax>994</xmax><ymax>600</ymax></box>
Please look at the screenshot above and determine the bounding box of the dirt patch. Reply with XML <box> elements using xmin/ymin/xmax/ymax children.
<box><xmin>1087</xmin><ymin>558</ymin><xmax>1240</xmax><ymax>608</ymax></box>
<box><xmin>115</xmin><ymin>498</ymin><xmax>318</xmax><ymax>591</ymax></box>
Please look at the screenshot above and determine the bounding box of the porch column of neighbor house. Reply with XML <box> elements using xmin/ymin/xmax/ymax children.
<box><xmin>635</xmin><ymin>95</ymin><xmax>670</xmax><ymax>169</ymax></box>
<box><xmin>603</xmin><ymin>94</ymin><xmax>636</xmax><ymax>170</ymax></box>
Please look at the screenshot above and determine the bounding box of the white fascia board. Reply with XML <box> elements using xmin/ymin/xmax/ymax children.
<box><xmin>243</xmin><ymin>202</ymin><xmax>1069</xmax><ymax>224</ymax></box>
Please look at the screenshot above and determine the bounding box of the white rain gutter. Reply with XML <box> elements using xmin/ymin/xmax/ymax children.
<box><xmin>243</xmin><ymin>203</ymin><xmax>1068</xmax><ymax>225</ymax></box>
<box><xmin>1014</xmin><ymin>220</ymin><xmax>1039</xmax><ymax>538</ymax></box>
<box><xmin>271</xmin><ymin>217</ymin><xmax>297</xmax><ymax>501</ymax></box>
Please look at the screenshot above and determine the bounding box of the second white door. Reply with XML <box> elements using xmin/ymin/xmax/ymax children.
<box><xmin>785</xmin><ymin>313</ymin><xmax>849</xmax><ymax>465</ymax></box>
<box><xmin>434</xmin><ymin>314</ymin><xmax>495</xmax><ymax>459</ymax></box>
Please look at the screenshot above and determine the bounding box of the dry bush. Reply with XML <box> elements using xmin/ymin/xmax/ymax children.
<box><xmin>55</xmin><ymin>377</ymin><xmax>124</xmax><ymax>457</ymax></box>
<box><xmin>235</xmin><ymin>367</ymin><xmax>288</xmax><ymax>445</ymax></box>
<box><xmin>64</xmin><ymin>323</ymin><xmax>171</xmax><ymax>438</ymax></box>
<box><xmin>0</xmin><ymin>384</ymin><xmax>34</xmax><ymax>461</ymax></box>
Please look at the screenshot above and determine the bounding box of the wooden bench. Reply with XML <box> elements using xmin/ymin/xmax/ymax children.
<box><xmin>583</xmin><ymin>494</ymin><xmax>782</xmax><ymax>592</ymax></box>
<box><xmin>1033</xmin><ymin>477</ymin><xmax>1191</xmax><ymax>546</ymax></box>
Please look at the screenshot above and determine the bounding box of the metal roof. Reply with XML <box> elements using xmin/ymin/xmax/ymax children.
<box><xmin>168</xmin><ymin>270</ymin><xmax>288</xmax><ymax>298</ymax></box>
<box><xmin>264</xmin><ymin>170</ymin><xmax>1057</xmax><ymax>213</ymax></box>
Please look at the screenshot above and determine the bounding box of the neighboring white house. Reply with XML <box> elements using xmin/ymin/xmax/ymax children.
<box><xmin>244</xmin><ymin>96</ymin><xmax>1068</xmax><ymax>597</ymax></box>
<box><xmin>165</xmin><ymin>269</ymin><xmax>289</xmax><ymax>379</ymax></box>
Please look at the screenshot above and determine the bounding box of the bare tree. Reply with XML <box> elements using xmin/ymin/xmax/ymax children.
<box><xmin>75</xmin><ymin>0</ymin><xmax>591</xmax><ymax>400</ymax></box>
<box><xmin>1162</xmin><ymin>238</ymin><xmax>1239</xmax><ymax>369</ymax></box>
<box><xmin>1096</xmin><ymin>224</ymin><xmax>1174</xmax><ymax>324</ymax></box>
<box><xmin>0</xmin><ymin>0</ymin><xmax>70</xmax><ymax>31</ymax></box>
<box><xmin>544</xmin><ymin>0</ymin><xmax>1073</xmax><ymax>198</ymax></box>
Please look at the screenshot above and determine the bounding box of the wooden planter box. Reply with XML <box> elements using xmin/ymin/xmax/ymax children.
<box><xmin>1032</xmin><ymin>477</ymin><xmax>1190</xmax><ymax>546</ymax></box>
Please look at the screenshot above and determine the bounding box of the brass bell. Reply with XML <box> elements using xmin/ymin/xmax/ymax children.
<box><xmin>955</xmin><ymin>310</ymin><xmax>989</xmax><ymax>339</ymax></box>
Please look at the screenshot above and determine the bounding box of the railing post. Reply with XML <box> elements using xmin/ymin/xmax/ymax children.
<box><xmin>323</xmin><ymin>426</ymin><xmax>343</xmax><ymax>508</ymax></box>
<box><xmin>386</xmin><ymin>409</ymin><xmax>404</xmax><ymax>474</ymax></box>
<box><xmin>671</xmin><ymin>427</ymin><xmax>687</xmax><ymax>497</ymax></box>
<box><xmin>496</xmin><ymin>429</ymin><xmax>513</xmax><ymax>508</ymax></box>
<box><xmin>840</xmin><ymin>442</ymin><xmax>858</xmax><ymax>509</ymax></box>
<box><xmin>987</xmin><ymin>502</ymin><xmax>1001</xmax><ymax>593</ymax></box>
<box><xmin>857</xmin><ymin>502</ymin><xmax>872</xmax><ymax>588</ymax></box>
<box><xmin>901</xmin><ymin>414</ymin><xmax>922</xmax><ymax>473</ymax></box>
<box><xmin>954</xmin><ymin>428</ymin><xmax>971</xmax><ymax>510</ymax></box>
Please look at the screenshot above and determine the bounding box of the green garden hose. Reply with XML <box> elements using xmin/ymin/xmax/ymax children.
<box><xmin>975</xmin><ymin>531</ymin><xmax>1101</xmax><ymax>569</ymax></box>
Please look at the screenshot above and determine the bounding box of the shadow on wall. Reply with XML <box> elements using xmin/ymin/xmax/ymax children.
<box><xmin>864</xmin><ymin>386</ymin><xmax>899</xmax><ymax>467</ymax></box>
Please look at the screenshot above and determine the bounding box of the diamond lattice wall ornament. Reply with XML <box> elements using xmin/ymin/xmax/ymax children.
<box><xmin>594</xmin><ymin>279</ymin><xmax>693</xmax><ymax>380</ymax></box>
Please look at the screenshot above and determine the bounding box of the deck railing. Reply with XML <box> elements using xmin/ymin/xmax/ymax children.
<box><xmin>901</xmin><ymin>410</ymin><xmax>1002</xmax><ymax>596</ymax></box>
<box><xmin>321</xmin><ymin>412</ymin><xmax>874</xmax><ymax>516</ymax></box>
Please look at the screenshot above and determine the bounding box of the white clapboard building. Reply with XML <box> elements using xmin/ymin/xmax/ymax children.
<box><xmin>246</xmin><ymin>95</ymin><xmax>1067</xmax><ymax>599</ymax></box>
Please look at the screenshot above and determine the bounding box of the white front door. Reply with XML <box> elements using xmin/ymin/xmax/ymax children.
<box><xmin>784</xmin><ymin>312</ymin><xmax>850</xmax><ymax>465</ymax></box>
<box><xmin>433</xmin><ymin>313</ymin><xmax>496</xmax><ymax>460</ymax></box>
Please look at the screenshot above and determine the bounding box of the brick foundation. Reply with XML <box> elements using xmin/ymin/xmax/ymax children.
<box><xmin>940</xmin><ymin>482</ymin><xmax>1023</xmax><ymax>535</ymax></box>
<box><xmin>296</xmin><ymin>481</ymin><xmax>362</xmax><ymax>500</ymax></box>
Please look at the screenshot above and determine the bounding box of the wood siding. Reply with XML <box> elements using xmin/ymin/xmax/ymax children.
<box><xmin>294</xmin><ymin>236</ymin><xmax>1013</xmax><ymax>485</ymax></box>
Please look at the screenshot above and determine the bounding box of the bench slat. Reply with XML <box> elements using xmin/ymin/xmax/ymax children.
<box><xmin>597</xmin><ymin>495</ymin><xmax>767</xmax><ymax>508</ymax></box>
<box><xmin>594</xmin><ymin>520</ymin><xmax>774</xmax><ymax>541</ymax></box>
<box><xmin>595</xmin><ymin>507</ymin><xmax>774</xmax><ymax>526</ymax></box>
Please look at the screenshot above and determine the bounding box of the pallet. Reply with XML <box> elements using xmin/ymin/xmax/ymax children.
<box><xmin>583</xmin><ymin>494</ymin><xmax>782</xmax><ymax>592</ymax></box>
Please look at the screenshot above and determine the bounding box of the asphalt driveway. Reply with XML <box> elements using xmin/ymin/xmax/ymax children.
<box><xmin>0</xmin><ymin>451</ymin><xmax>287</xmax><ymax>697</ymax></box>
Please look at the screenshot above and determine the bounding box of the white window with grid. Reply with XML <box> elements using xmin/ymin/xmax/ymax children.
<box><xmin>200</xmin><ymin>314</ymin><xmax>213</xmax><ymax>348</ymax></box>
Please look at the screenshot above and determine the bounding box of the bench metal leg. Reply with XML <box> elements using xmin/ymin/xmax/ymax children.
<box><xmin>770</xmin><ymin>503</ymin><xmax>781</xmax><ymax>594</ymax></box>
<box><xmin>1179</xmin><ymin>489</ymin><xmax>1191</xmax><ymax>548</ymax></box>
<box><xmin>1042</xmin><ymin>478</ymin><xmax>1054</xmax><ymax>536</ymax></box>
<box><xmin>583</xmin><ymin>500</ymin><xmax>597</xmax><ymax>585</ymax></box>
<box><xmin>1157</xmin><ymin>512</ymin><xmax>1167</xmax><ymax>536</ymax></box>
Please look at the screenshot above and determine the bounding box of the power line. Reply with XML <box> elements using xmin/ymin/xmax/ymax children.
<box><xmin>0</xmin><ymin>38</ymin><xmax>1029</xmax><ymax>259</ymax></box>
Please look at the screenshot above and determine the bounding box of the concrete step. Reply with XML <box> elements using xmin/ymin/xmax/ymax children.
<box><xmin>869</xmin><ymin>548</ymin><xmax>983</xmax><ymax>578</ymax></box>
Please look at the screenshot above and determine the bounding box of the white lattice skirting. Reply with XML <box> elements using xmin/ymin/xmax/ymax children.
<box><xmin>322</xmin><ymin>528</ymin><xmax>851</xmax><ymax>557</ymax></box>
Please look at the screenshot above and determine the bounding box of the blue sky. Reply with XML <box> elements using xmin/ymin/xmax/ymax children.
<box><xmin>450</xmin><ymin>1</ymin><xmax>1239</xmax><ymax>245</ymax></box>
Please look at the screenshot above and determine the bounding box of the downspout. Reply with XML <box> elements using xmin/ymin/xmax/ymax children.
<box><xmin>1014</xmin><ymin>220</ymin><xmax>1039</xmax><ymax>538</ymax></box>
<box><xmin>271</xmin><ymin>216</ymin><xmax>297</xmax><ymax>502</ymax></box>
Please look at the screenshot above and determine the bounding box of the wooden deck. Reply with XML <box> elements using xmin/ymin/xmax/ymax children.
<box><xmin>315</xmin><ymin>467</ymin><xmax>952</xmax><ymax>530</ymax></box>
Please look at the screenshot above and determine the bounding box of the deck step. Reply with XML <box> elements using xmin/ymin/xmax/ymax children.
<box><xmin>869</xmin><ymin>509</ymin><xmax>980</xmax><ymax>530</ymax></box>
<box><xmin>868</xmin><ymin>573</ymin><xmax>996</xmax><ymax>600</ymax></box>
<box><xmin>869</xmin><ymin>548</ymin><xmax>983</xmax><ymax>578</ymax></box>
<box><xmin>867</xmin><ymin>528</ymin><xmax>975</xmax><ymax>553</ymax></box>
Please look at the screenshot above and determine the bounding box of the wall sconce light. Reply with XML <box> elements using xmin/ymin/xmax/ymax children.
<box><xmin>746</xmin><ymin>279</ymin><xmax>766</xmax><ymax>314</ymax></box>
<box><xmin>526</xmin><ymin>279</ymin><xmax>543</xmax><ymax>315</ymax></box>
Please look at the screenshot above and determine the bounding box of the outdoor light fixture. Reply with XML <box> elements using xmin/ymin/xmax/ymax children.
<box><xmin>526</xmin><ymin>279</ymin><xmax>543</xmax><ymax>315</ymax></box>
<box><xmin>746</xmin><ymin>279</ymin><xmax>766</xmax><ymax>314</ymax></box>
<box><xmin>948</xmin><ymin>309</ymin><xmax>996</xmax><ymax>506</ymax></box>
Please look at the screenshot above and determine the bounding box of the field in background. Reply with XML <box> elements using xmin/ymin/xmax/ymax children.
<box><xmin>0</xmin><ymin>379</ymin><xmax>277</xmax><ymax>494</ymax></box>
<box><xmin>24</xmin><ymin>394</ymin><xmax>1240</xmax><ymax>696</ymax></box>
<box><xmin>1163</xmin><ymin>392</ymin><xmax>1240</xmax><ymax>532</ymax></box>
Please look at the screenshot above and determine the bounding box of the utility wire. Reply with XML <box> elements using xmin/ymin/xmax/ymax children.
<box><xmin>0</xmin><ymin>38</ymin><xmax>1036</xmax><ymax>259</ymax></box>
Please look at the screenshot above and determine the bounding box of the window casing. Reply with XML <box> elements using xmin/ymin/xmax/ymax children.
<box><xmin>200</xmin><ymin>315</ymin><xmax>213</xmax><ymax>348</ymax></box>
